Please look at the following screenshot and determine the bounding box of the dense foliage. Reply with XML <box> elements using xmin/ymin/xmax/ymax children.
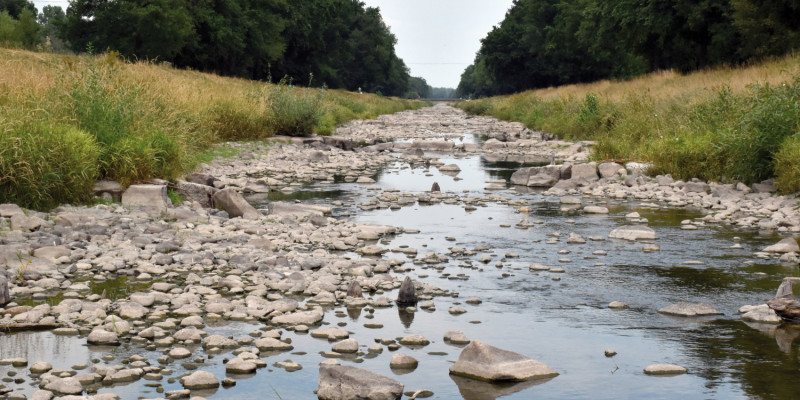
<box><xmin>458</xmin><ymin>0</ymin><xmax>800</xmax><ymax>97</ymax></box>
<box><xmin>0</xmin><ymin>0</ymin><xmax>412</xmax><ymax>96</ymax></box>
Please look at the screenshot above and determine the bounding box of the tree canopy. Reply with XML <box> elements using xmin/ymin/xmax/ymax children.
<box><xmin>26</xmin><ymin>0</ymin><xmax>412</xmax><ymax>96</ymax></box>
<box><xmin>458</xmin><ymin>0</ymin><xmax>800</xmax><ymax>98</ymax></box>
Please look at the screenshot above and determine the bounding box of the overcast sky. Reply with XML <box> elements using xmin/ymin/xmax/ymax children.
<box><xmin>34</xmin><ymin>0</ymin><xmax>513</xmax><ymax>88</ymax></box>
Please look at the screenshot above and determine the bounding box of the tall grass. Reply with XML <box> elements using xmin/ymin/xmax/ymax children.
<box><xmin>456</xmin><ymin>54</ymin><xmax>800</xmax><ymax>193</ymax></box>
<box><xmin>0</xmin><ymin>48</ymin><xmax>424</xmax><ymax>210</ymax></box>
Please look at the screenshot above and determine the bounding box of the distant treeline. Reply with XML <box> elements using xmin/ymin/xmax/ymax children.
<box><xmin>0</xmin><ymin>0</ymin><xmax>423</xmax><ymax>97</ymax></box>
<box><xmin>407</xmin><ymin>76</ymin><xmax>458</xmax><ymax>99</ymax></box>
<box><xmin>458</xmin><ymin>0</ymin><xmax>800</xmax><ymax>97</ymax></box>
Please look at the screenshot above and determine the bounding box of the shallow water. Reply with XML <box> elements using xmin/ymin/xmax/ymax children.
<box><xmin>2</xmin><ymin>146</ymin><xmax>799</xmax><ymax>400</ymax></box>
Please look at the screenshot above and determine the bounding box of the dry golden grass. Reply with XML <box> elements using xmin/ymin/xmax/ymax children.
<box><xmin>531</xmin><ymin>54</ymin><xmax>800</xmax><ymax>103</ymax></box>
<box><xmin>0</xmin><ymin>47</ymin><xmax>424</xmax><ymax>209</ymax></box>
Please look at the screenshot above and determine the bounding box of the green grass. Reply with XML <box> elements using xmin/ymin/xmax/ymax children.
<box><xmin>0</xmin><ymin>48</ymin><xmax>425</xmax><ymax>210</ymax></box>
<box><xmin>455</xmin><ymin>56</ymin><xmax>800</xmax><ymax>193</ymax></box>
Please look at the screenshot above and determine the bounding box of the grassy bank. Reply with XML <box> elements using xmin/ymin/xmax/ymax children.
<box><xmin>456</xmin><ymin>55</ymin><xmax>800</xmax><ymax>194</ymax></box>
<box><xmin>0</xmin><ymin>48</ymin><xmax>424</xmax><ymax>210</ymax></box>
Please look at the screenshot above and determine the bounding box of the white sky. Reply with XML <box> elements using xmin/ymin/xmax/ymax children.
<box><xmin>34</xmin><ymin>0</ymin><xmax>513</xmax><ymax>88</ymax></box>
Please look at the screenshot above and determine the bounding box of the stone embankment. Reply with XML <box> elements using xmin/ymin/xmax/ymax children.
<box><xmin>0</xmin><ymin>104</ymin><xmax>796</xmax><ymax>398</ymax></box>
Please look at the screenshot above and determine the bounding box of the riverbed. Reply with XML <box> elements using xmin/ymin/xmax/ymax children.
<box><xmin>1</xmin><ymin>105</ymin><xmax>798</xmax><ymax>400</ymax></box>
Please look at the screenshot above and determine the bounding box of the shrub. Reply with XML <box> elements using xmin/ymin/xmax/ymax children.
<box><xmin>0</xmin><ymin>123</ymin><xmax>100</xmax><ymax>210</ymax></box>
<box><xmin>774</xmin><ymin>134</ymin><xmax>800</xmax><ymax>193</ymax></box>
<box><xmin>269</xmin><ymin>84</ymin><xmax>321</xmax><ymax>136</ymax></box>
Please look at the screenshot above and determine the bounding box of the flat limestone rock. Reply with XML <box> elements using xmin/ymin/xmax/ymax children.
<box><xmin>644</xmin><ymin>364</ymin><xmax>687</xmax><ymax>375</ymax></box>
<box><xmin>449</xmin><ymin>340</ymin><xmax>558</xmax><ymax>382</ymax></box>
<box><xmin>608</xmin><ymin>225</ymin><xmax>657</xmax><ymax>241</ymax></box>
<box><xmin>658</xmin><ymin>302</ymin><xmax>723</xmax><ymax>317</ymax></box>
<box><xmin>317</xmin><ymin>365</ymin><xmax>403</xmax><ymax>400</ymax></box>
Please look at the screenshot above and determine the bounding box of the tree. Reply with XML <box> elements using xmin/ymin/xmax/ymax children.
<box><xmin>38</xmin><ymin>5</ymin><xmax>67</xmax><ymax>51</ymax></box>
<box><xmin>0</xmin><ymin>0</ymin><xmax>34</xmax><ymax>19</ymax></box>
<box><xmin>406</xmin><ymin>76</ymin><xmax>431</xmax><ymax>99</ymax></box>
<box><xmin>64</xmin><ymin>0</ymin><xmax>193</xmax><ymax>61</ymax></box>
<box><xmin>732</xmin><ymin>0</ymin><xmax>800</xmax><ymax>59</ymax></box>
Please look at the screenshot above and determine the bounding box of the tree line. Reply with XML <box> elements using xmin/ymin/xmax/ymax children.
<box><xmin>0</xmin><ymin>0</ymin><xmax>422</xmax><ymax>97</ymax></box>
<box><xmin>458</xmin><ymin>0</ymin><xmax>800</xmax><ymax>98</ymax></box>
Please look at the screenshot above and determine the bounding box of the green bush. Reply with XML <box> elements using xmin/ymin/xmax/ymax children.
<box><xmin>0</xmin><ymin>123</ymin><xmax>100</xmax><ymax>210</ymax></box>
<box><xmin>270</xmin><ymin>84</ymin><xmax>321</xmax><ymax>136</ymax></box>
<box><xmin>774</xmin><ymin>134</ymin><xmax>800</xmax><ymax>193</ymax></box>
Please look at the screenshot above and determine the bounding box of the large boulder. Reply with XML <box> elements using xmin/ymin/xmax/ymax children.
<box><xmin>763</xmin><ymin>237</ymin><xmax>800</xmax><ymax>253</ymax></box>
<box><xmin>180</xmin><ymin>370</ymin><xmax>219</xmax><ymax>390</ymax></box>
<box><xmin>317</xmin><ymin>365</ymin><xmax>403</xmax><ymax>400</ymax></box>
<box><xmin>121</xmin><ymin>184</ymin><xmax>170</xmax><ymax>215</ymax></box>
<box><xmin>598</xmin><ymin>162</ymin><xmax>624</xmax><ymax>179</ymax></box>
<box><xmin>570</xmin><ymin>162</ymin><xmax>599</xmax><ymax>182</ymax></box>
<box><xmin>608</xmin><ymin>225</ymin><xmax>658</xmax><ymax>241</ymax></box>
<box><xmin>510</xmin><ymin>166</ymin><xmax>561</xmax><ymax>187</ymax></box>
<box><xmin>449</xmin><ymin>340</ymin><xmax>558</xmax><ymax>382</ymax></box>
<box><xmin>212</xmin><ymin>188</ymin><xmax>261</xmax><ymax>219</ymax></box>
<box><xmin>174</xmin><ymin>179</ymin><xmax>218</xmax><ymax>208</ymax></box>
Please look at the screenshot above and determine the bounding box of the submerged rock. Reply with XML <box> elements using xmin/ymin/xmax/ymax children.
<box><xmin>658</xmin><ymin>302</ymin><xmax>723</xmax><ymax>317</ymax></box>
<box><xmin>608</xmin><ymin>225</ymin><xmax>658</xmax><ymax>241</ymax></box>
<box><xmin>317</xmin><ymin>364</ymin><xmax>404</xmax><ymax>400</ymax></box>
<box><xmin>449</xmin><ymin>340</ymin><xmax>558</xmax><ymax>382</ymax></box>
<box><xmin>643</xmin><ymin>364</ymin><xmax>687</xmax><ymax>375</ymax></box>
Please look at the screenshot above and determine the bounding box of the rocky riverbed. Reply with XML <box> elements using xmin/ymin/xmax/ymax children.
<box><xmin>1</xmin><ymin>104</ymin><xmax>800</xmax><ymax>400</ymax></box>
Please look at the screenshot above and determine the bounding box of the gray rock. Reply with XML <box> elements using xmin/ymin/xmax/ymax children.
<box><xmin>121</xmin><ymin>184</ymin><xmax>170</xmax><ymax>216</ymax></box>
<box><xmin>0</xmin><ymin>274</ymin><xmax>10</xmax><ymax>307</ymax></box>
<box><xmin>174</xmin><ymin>179</ymin><xmax>218</xmax><ymax>208</ymax></box>
<box><xmin>43</xmin><ymin>377</ymin><xmax>83</xmax><ymax>395</ymax></box>
<box><xmin>396</xmin><ymin>276</ymin><xmax>417</xmax><ymax>305</ymax></box>
<box><xmin>0</xmin><ymin>203</ymin><xmax>24</xmax><ymax>217</ymax></box>
<box><xmin>268</xmin><ymin>202</ymin><xmax>325</xmax><ymax>218</ymax></box>
<box><xmin>570</xmin><ymin>163</ymin><xmax>598</xmax><ymax>182</ymax></box>
<box><xmin>444</xmin><ymin>330</ymin><xmax>470</xmax><ymax>345</ymax></box>
<box><xmin>764</xmin><ymin>237</ymin><xmax>800</xmax><ymax>253</ymax></box>
<box><xmin>271</xmin><ymin>308</ymin><xmax>324</xmax><ymax>325</ymax></box>
<box><xmin>608</xmin><ymin>225</ymin><xmax>657</xmax><ymax>241</ymax></box>
<box><xmin>317</xmin><ymin>364</ymin><xmax>404</xmax><ymax>400</ymax></box>
<box><xmin>740</xmin><ymin>304</ymin><xmax>781</xmax><ymax>324</ymax></box>
<box><xmin>431</xmin><ymin>182</ymin><xmax>440</xmax><ymax>192</ymax></box>
<box><xmin>226</xmin><ymin>357</ymin><xmax>258</xmax><ymax>374</ymax></box>
<box><xmin>644</xmin><ymin>364</ymin><xmax>687</xmax><ymax>375</ymax></box>
<box><xmin>10</xmin><ymin>214</ymin><xmax>45</xmax><ymax>231</ymax></box>
<box><xmin>449</xmin><ymin>340</ymin><xmax>558</xmax><ymax>382</ymax></box>
<box><xmin>346</xmin><ymin>281</ymin><xmax>363</xmax><ymax>298</ymax></box>
<box><xmin>30</xmin><ymin>361</ymin><xmax>53</xmax><ymax>374</ymax></box>
<box><xmin>180</xmin><ymin>370</ymin><xmax>219</xmax><ymax>390</ymax></box>
<box><xmin>684</xmin><ymin>181</ymin><xmax>709</xmax><ymax>193</ymax></box>
<box><xmin>398</xmin><ymin>334</ymin><xmax>430</xmax><ymax>346</ymax></box>
<box><xmin>93</xmin><ymin>180</ymin><xmax>123</xmax><ymax>201</ymax></box>
<box><xmin>255</xmin><ymin>337</ymin><xmax>294</xmax><ymax>352</ymax></box>
<box><xmin>87</xmin><ymin>329</ymin><xmax>119</xmax><ymax>346</ymax></box>
<box><xmin>212</xmin><ymin>188</ymin><xmax>261</xmax><ymax>219</ymax></box>
<box><xmin>390</xmin><ymin>353</ymin><xmax>418</xmax><ymax>369</ymax></box>
<box><xmin>332</xmin><ymin>338</ymin><xmax>359</xmax><ymax>353</ymax></box>
<box><xmin>598</xmin><ymin>162</ymin><xmax>624</xmax><ymax>178</ymax></box>
<box><xmin>658</xmin><ymin>302</ymin><xmax>723</xmax><ymax>317</ymax></box>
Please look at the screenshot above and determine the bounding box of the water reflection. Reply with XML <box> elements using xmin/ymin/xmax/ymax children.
<box><xmin>398</xmin><ymin>307</ymin><xmax>415</xmax><ymax>328</ymax></box>
<box><xmin>450</xmin><ymin>374</ymin><xmax>556</xmax><ymax>400</ymax></box>
<box><xmin>346</xmin><ymin>307</ymin><xmax>362</xmax><ymax>320</ymax></box>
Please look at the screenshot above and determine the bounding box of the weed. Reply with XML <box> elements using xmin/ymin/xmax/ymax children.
<box><xmin>167</xmin><ymin>189</ymin><xmax>184</xmax><ymax>206</ymax></box>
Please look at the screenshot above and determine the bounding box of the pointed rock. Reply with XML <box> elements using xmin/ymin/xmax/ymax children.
<box><xmin>431</xmin><ymin>182</ymin><xmax>441</xmax><ymax>192</ymax></box>
<box><xmin>396</xmin><ymin>277</ymin><xmax>417</xmax><ymax>305</ymax></box>
<box><xmin>346</xmin><ymin>281</ymin><xmax>363</xmax><ymax>298</ymax></box>
<box><xmin>449</xmin><ymin>340</ymin><xmax>558</xmax><ymax>382</ymax></box>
